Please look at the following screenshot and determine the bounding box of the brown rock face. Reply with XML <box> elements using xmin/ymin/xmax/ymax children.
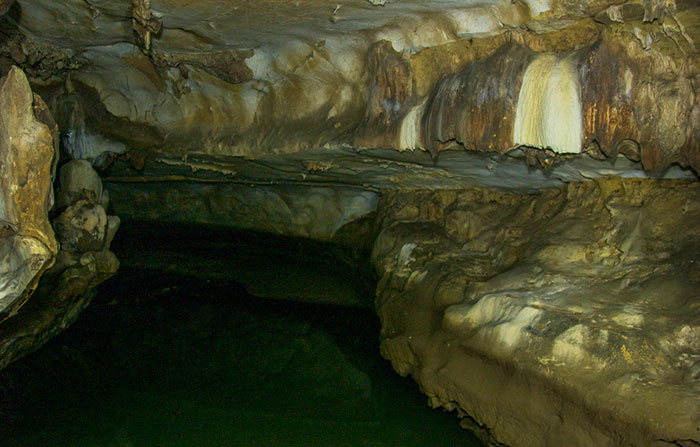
<box><xmin>0</xmin><ymin>66</ymin><xmax>58</xmax><ymax>316</ymax></box>
<box><xmin>366</xmin><ymin>29</ymin><xmax>700</xmax><ymax>173</ymax></box>
<box><xmin>420</xmin><ymin>43</ymin><xmax>534</xmax><ymax>156</ymax></box>
<box><xmin>0</xmin><ymin>1</ymin><xmax>699</xmax><ymax>443</ymax></box>
<box><xmin>372</xmin><ymin>178</ymin><xmax>700</xmax><ymax>447</ymax></box>
<box><xmin>0</xmin><ymin>68</ymin><xmax>119</xmax><ymax>370</ymax></box>
<box><xmin>356</xmin><ymin>40</ymin><xmax>416</xmax><ymax>149</ymax></box>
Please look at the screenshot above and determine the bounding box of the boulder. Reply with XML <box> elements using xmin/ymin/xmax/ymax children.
<box><xmin>56</xmin><ymin>160</ymin><xmax>103</xmax><ymax>209</ymax></box>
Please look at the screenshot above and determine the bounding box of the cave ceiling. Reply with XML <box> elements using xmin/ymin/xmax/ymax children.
<box><xmin>1</xmin><ymin>0</ymin><xmax>699</xmax><ymax>191</ymax></box>
<box><xmin>2</xmin><ymin>4</ymin><xmax>700</xmax><ymax>443</ymax></box>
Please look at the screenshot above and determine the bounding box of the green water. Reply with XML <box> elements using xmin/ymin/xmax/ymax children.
<box><xmin>0</xmin><ymin>226</ymin><xmax>484</xmax><ymax>447</ymax></box>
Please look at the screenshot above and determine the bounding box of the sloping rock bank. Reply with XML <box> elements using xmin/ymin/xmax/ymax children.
<box><xmin>372</xmin><ymin>178</ymin><xmax>700</xmax><ymax>447</ymax></box>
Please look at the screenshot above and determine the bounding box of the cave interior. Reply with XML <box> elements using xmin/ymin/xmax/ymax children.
<box><xmin>0</xmin><ymin>0</ymin><xmax>700</xmax><ymax>446</ymax></box>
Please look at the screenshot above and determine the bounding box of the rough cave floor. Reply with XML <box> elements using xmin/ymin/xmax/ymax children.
<box><xmin>0</xmin><ymin>223</ymin><xmax>484</xmax><ymax>447</ymax></box>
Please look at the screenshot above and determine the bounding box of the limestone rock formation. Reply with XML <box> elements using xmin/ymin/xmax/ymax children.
<box><xmin>0</xmin><ymin>71</ymin><xmax>119</xmax><ymax>369</ymax></box>
<box><xmin>0</xmin><ymin>1</ymin><xmax>699</xmax><ymax>446</ymax></box>
<box><xmin>372</xmin><ymin>178</ymin><xmax>700</xmax><ymax>447</ymax></box>
<box><xmin>108</xmin><ymin>181</ymin><xmax>377</xmax><ymax>243</ymax></box>
<box><xmin>0</xmin><ymin>66</ymin><xmax>58</xmax><ymax>317</ymax></box>
<box><xmin>0</xmin><ymin>0</ymin><xmax>697</xmax><ymax>175</ymax></box>
<box><xmin>55</xmin><ymin>160</ymin><xmax>104</xmax><ymax>209</ymax></box>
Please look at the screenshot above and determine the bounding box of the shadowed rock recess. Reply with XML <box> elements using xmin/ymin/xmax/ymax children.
<box><xmin>1</xmin><ymin>0</ymin><xmax>699</xmax><ymax>445</ymax></box>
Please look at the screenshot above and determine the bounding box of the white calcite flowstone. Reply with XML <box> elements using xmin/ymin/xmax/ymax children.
<box><xmin>0</xmin><ymin>66</ymin><xmax>58</xmax><ymax>315</ymax></box>
<box><xmin>373</xmin><ymin>179</ymin><xmax>700</xmax><ymax>447</ymax></box>
<box><xmin>444</xmin><ymin>293</ymin><xmax>544</xmax><ymax>352</ymax></box>
<box><xmin>513</xmin><ymin>54</ymin><xmax>583</xmax><ymax>154</ymax></box>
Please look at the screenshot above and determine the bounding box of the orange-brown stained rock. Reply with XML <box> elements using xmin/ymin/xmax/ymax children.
<box><xmin>641</xmin><ymin>143</ymin><xmax>672</xmax><ymax>173</ymax></box>
<box><xmin>355</xmin><ymin>40</ymin><xmax>415</xmax><ymax>149</ymax></box>
<box><xmin>679</xmin><ymin>102</ymin><xmax>700</xmax><ymax>173</ymax></box>
<box><xmin>415</xmin><ymin>29</ymin><xmax>699</xmax><ymax>174</ymax></box>
<box><xmin>583</xmin><ymin>27</ymin><xmax>698</xmax><ymax>173</ymax></box>
<box><xmin>579</xmin><ymin>41</ymin><xmax>639</xmax><ymax>157</ymax></box>
<box><xmin>421</xmin><ymin>43</ymin><xmax>534</xmax><ymax>156</ymax></box>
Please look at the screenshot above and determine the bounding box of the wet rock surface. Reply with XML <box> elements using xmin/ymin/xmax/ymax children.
<box><xmin>106</xmin><ymin>181</ymin><xmax>378</xmax><ymax>244</ymax></box>
<box><xmin>0</xmin><ymin>1</ymin><xmax>699</xmax><ymax>445</ymax></box>
<box><xmin>372</xmin><ymin>178</ymin><xmax>700</xmax><ymax>447</ymax></box>
<box><xmin>100</xmin><ymin>148</ymin><xmax>694</xmax><ymax>249</ymax></box>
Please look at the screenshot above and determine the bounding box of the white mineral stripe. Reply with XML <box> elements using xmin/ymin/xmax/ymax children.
<box><xmin>513</xmin><ymin>54</ymin><xmax>583</xmax><ymax>154</ymax></box>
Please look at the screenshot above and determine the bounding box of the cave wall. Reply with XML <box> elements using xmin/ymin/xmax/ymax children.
<box><xmin>106</xmin><ymin>181</ymin><xmax>378</xmax><ymax>244</ymax></box>
<box><xmin>372</xmin><ymin>178</ymin><xmax>700</xmax><ymax>447</ymax></box>
<box><xmin>0</xmin><ymin>66</ymin><xmax>57</xmax><ymax>316</ymax></box>
<box><xmin>0</xmin><ymin>67</ymin><xmax>118</xmax><ymax>369</ymax></box>
<box><xmin>0</xmin><ymin>0</ymin><xmax>698</xmax><ymax>175</ymax></box>
<box><xmin>0</xmin><ymin>1</ymin><xmax>699</xmax><ymax>446</ymax></box>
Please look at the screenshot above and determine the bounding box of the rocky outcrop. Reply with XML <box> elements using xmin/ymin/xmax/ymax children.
<box><xmin>0</xmin><ymin>0</ymin><xmax>699</xmax><ymax>442</ymax></box>
<box><xmin>0</xmin><ymin>66</ymin><xmax>58</xmax><ymax>317</ymax></box>
<box><xmin>372</xmin><ymin>178</ymin><xmax>700</xmax><ymax>447</ymax></box>
<box><xmin>0</xmin><ymin>159</ymin><xmax>120</xmax><ymax>369</ymax></box>
<box><xmin>0</xmin><ymin>68</ymin><xmax>119</xmax><ymax>370</ymax></box>
<box><xmin>363</xmin><ymin>20</ymin><xmax>700</xmax><ymax>173</ymax></box>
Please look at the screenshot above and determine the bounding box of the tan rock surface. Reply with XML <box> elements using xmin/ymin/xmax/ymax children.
<box><xmin>0</xmin><ymin>66</ymin><xmax>58</xmax><ymax>316</ymax></box>
<box><xmin>1</xmin><ymin>1</ymin><xmax>699</xmax><ymax>443</ymax></box>
<box><xmin>373</xmin><ymin>178</ymin><xmax>700</xmax><ymax>447</ymax></box>
<box><xmin>0</xmin><ymin>77</ymin><xmax>119</xmax><ymax>368</ymax></box>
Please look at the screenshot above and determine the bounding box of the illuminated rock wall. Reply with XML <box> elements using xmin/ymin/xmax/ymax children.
<box><xmin>372</xmin><ymin>178</ymin><xmax>700</xmax><ymax>447</ymax></box>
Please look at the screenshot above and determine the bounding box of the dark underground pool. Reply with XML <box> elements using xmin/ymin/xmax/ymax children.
<box><xmin>0</xmin><ymin>222</ymin><xmax>485</xmax><ymax>447</ymax></box>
